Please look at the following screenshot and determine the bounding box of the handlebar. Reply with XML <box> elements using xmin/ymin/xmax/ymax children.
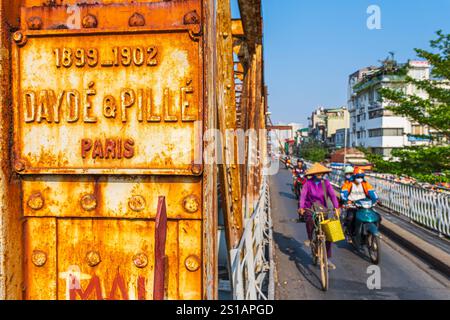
<box><xmin>342</xmin><ymin>201</ymin><xmax>378</xmax><ymax>209</ymax></box>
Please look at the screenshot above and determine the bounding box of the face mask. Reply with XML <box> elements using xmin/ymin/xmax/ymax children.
<box><xmin>345</xmin><ymin>174</ymin><xmax>352</xmax><ymax>180</ymax></box>
<box><xmin>355</xmin><ymin>178</ymin><xmax>363</xmax><ymax>184</ymax></box>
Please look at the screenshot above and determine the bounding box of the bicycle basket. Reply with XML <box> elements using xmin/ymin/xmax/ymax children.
<box><xmin>321</xmin><ymin>219</ymin><xmax>345</xmax><ymax>243</ymax></box>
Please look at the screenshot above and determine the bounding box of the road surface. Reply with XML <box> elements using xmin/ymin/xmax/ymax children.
<box><xmin>270</xmin><ymin>166</ymin><xmax>450</xmax><ymax>300</ymax></box>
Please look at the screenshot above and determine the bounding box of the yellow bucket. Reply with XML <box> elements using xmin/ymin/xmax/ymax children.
<box><xmin>321</xmin><ymin>219</ymin><xmax>345</xmax><ymax>243</ymax></box>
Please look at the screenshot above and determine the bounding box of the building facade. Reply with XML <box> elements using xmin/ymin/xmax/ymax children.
<box><xmin>308</xmin><ymin>107</ymin><xmax>349</xmax><ymax>146</ymax></box>
<box><xmin>348</xmin><ymin>60</ymin><xmax>432</xmax><ymax>158</ymax></box>
<box><xmin>269</xmin><ymin>122</ymin><xmax>303</xmax><ymax>154</ymax></box>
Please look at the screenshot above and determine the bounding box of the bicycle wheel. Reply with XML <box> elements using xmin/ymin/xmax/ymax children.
<box><xmin>368</xmin><ymin>234</ymin><xmax>380</xmax><ymax>265</ymax></box>
<box><xmin>319</xmin><ymin>237</ymin><xmax>329</xmax><ymax>291</ymax></box>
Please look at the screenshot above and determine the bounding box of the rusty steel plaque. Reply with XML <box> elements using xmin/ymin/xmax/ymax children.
<box><xmin>13</xmin><ymin>28</ymin><xmax>202</xmax><ymax>175</ymax></box>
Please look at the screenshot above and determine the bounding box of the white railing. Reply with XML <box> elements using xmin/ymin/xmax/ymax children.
<box><xmin>328</xmin><ymin>168</ymin><xmax>450</xmax><ymax>237</ymax></box>
<box><xmin>230</xmin><ymin>176</ymin><xmax>274</xmax><ymax>300</ymax></box>
<box><xmin>290</xmin><ymin>158</ymin><xmax>450</xmax><ymax>237</ymax></box>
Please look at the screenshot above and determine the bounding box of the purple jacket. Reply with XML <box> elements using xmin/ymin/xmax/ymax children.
<box><xmin>299</xmin><ymin>179</ymin><xmax>339</xmax><ymax>210</ymax></box>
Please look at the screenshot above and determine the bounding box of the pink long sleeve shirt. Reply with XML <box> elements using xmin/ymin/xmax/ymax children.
<box><xmin>299</xmin><ymin>179</ymin><xmax>339</xmax><ymax>210</ymax></box>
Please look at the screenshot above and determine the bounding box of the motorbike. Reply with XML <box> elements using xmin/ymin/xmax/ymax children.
<box><xmin>343</xmin><ymin>199</ymin><xmax>381</xmax><ymax>264</ymax></box>
<box><xmin>285</xmin><ymin>158</ymin><xmax>291</xmax><ymax>169</ymax></box>
<box><xmin>292</xmin><ymin>171</ymin><xmax>305</xmax><ymax>199</ymax></box>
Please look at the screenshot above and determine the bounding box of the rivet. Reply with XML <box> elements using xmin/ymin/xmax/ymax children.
<box><xmin>129</xmin><ymin>12</ymin><xmax>146</xmax><ymax>27</ymax></box>
<box><xmin>81</xmin><ymin>194</ymin><xmax>97</xmax><ymax>211</ymax></box>
<box><xmin>31</xmin><ymin>250</ymin><xmax>47</xmax><ymax>267</ymax></box>
<box><xmin>13</xmin><ymin>31</ymin><xmax>24</xmax><ymax>43</ymax></box>
<box><xmin>27</xmin><ymin>192</ymin><xmax>44</xmax><ymax>210</ymax></box>
<box><xmin>183</xmin><ymin>10</ymin><xmax>200</xmax><ymax>25</ymax></box>
<box><xmin>86</xmin><ymin>251</ymin><xmax>101</xmax><ymax>267</ymax></box>
<box><xmin>191</xmin><ymin>164</ymin><xmax>202</xmax><ymax>175</ymax></box>
<box><xmin>27</xmin><ymin>16</ymin><xmax>43</xmax><ymax>30</ymax></box>
<box><xmin>14</xmin><ymin>159</ymin><xmax>26</xmax><ymax>172</ymax></box>
<box><xmin>128</xmin><ymin>195</ymin><xmax>146</xmax><ymax>212</ymax></box>
<box><xmin>183</xmin><ymin>195</ymin><xmax>200</xmax><ymax>213</ymax></box>
<box><xmin>82</xmin><ymin>14</ymin><xmax>98</xmax><ymax>28</ymax></box>
<box><xmin>133</xmin><ymin>253</ymin><xmax>148</xmax><ymax>268</ymax></box>
<box><xmin>184</xmin><ymin>255</ymin><xmax>200</xmax><ymax>272</ymax></box>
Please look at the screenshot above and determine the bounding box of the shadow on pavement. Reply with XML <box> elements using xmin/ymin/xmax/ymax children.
<box><xmin>335</xmin><ymin>238</ymin><xmax>374</xmax><ymax>264</ymax></box>
<box><xmin>273</xmin><ymin>231</ymin><xmax>324</xmax><ymax>291</ymax></box>
<box><xmin>278</xmin><ymin>191</ymin><xmax>297</xmax><ymax>200</ymax></box>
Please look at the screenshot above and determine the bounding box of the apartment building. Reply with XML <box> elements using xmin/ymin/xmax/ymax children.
<box><xmin>348</xmin><ymin>59</ymin><xmax>432</xmax><ymax>158</ymax></box>
<box><xmin>308</xmin><ymin>107</ymin><xmax>349</xmax><ymax>146</ymax></box>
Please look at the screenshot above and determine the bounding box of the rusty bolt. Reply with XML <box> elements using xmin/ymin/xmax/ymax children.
<box><xmin>27</xmin><ymin>16</ymin><xmax>43</xmax><ymax>30</ymax></box>
<box><xmin>129</xmin><ymin>12</ymin><xmax>146</xmax><ymax>27</ymax></box>
<box><xmin>183</xmin><ymin>10</ymin><xmax>200</xmax><ymax>25</ymax></box>
<box><xmin>128</xmin><ymin>195</ymin><xmax>146</xmax><ymax>212</ymax></box>
<box><xmin>13</xmin><ymin>31</ymin><xmax>23</xmax><ymax>43</ymax></box>
<box><xmin>27</xmin><ymin>192</ymin><xmax>44</xmax><ymax>210</ymax></box>
<box><xmin>14</xmin><ymin>159</ymin><xmax>26</xmax><ymax>172</ymax></box>
<box><xmin>82</xmin><ymin>14</ymin><xmax>98</xmax><ymax>29</ymax></box>
<box><xmin>80</xmin><ymin>194</ymin><xmax>97</xmax><ymax>211</ymax></box>
<box><xmin>184</xmin><ymin>255</ymin><xmax>201</xmax><ymax>272</ymax></box>
<box><xmin>86</xmin><ymin>251</ymin><xmax>101</xmax><ymax>267</ymax></box>
<box><xmin>31</xmin><ymin>250</ymin><xmax>47</xmax><ymax>267</ymax></box>
<box><xmin>183</xmin><ymin>195</ymin><xmax>200</xmax><ymax>213</ymax></box>
<box><xmin>191</xmin><ymin>164</ymin><xmax>203</xmax><ymax>175</ymax></box>
<box><xmin>133</xmin><ymin>253</ymin><xmax>148</xmax><ymax>268</ymax></box>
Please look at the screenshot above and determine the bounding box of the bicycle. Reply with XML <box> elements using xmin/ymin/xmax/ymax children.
<box><xmin>305</xmin><ymin>208</ymin><xmax>330</xmax><ymax>291</ymax></box>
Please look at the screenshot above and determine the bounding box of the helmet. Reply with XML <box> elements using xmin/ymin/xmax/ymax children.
<box><xmin>353</xmin><ymin>167</ymin><xmax>365</xmax><ymax>178</ymax></box>
<box><xmin>344</xmin><ymin>166</ymin><xmax>354</xmax><ymax>174</ymax></box>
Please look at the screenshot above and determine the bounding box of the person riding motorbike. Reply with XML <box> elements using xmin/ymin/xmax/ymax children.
<box><xmin>340</xmin><ymin>166</ymin><xmax>354</xmax><ymax>204</ymax></box>
<box><xmin>285</xmin><ymin>156</ymin><xmax>291</xmax><ymax>169</ymax></box>
<box><xmin>293</xmin><ymin>159</ymin><xmax>306</xmax><ymax>174</ymax></box>
<box><xmin>298</xmin><ymin>163</ymin><xmax>340</xmax><ymax>270</ymax></box>
<box><xmin>292</xmin><ymin>159</ymin><xmax>307</xmax><ymax>194</ymax></box>
<box><xmin>341</xmin><ymin>167</ymin><xmax>379</xmax><ymax>238</ymax></box>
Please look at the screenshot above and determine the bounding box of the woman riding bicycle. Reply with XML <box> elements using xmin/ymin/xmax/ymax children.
<box><xmin>298</xmin><ymin>163</ymin><xmax>340</xmax><ymax>270</ymax></box>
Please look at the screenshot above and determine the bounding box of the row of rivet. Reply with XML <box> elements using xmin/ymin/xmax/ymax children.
<box><xmin>27</xmin><ymin>192</ymin><xmax>199</xmax><ymax>213</ymax></box>
<box><xmin>25</xmin><ymin>10</ymin><xmax>200</xmax><ymax>31</ymax></box>
<box><xmin>31</xmin><ymin>250</ymin><xmax>200</xmax><ymax>272</ymax></box>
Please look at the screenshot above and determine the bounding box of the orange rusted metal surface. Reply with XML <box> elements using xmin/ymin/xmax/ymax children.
<box><xmin>217</xmin><ymin>0</ymin><xmax>243</xmax><ymax>250</ymax></box>
<box><xmin>153</xmin><ymin>196</ymin><xmax>167</xmax><ymax>300</ymax></box>
<box><xmin>13</xmin><ymin>0</ymin><xmax>202</xmax><ymax>175</ymax></box>
<box><xmin>22</xmin><ymin>176</ymin><xmax>202</xmax><ymax>219</ymax></box>
<box><xmin>24</xmin><ymin>213</ymin><xmax>202</xmax><ymax>300</ymax></box>
<box><xmin>10</xmin><ymin>0</ymin><xmax>205</xmax><ymax>301</ymax></box>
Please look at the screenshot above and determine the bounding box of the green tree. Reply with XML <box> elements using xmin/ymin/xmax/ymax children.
<box><xmin>298</xmin><ymin>140</ymin><xmax>328</xmax><ymax>162</ymax></box>
<box><xmin>371</xmin><ymin>31</ymin><xmax>450</xmax><ymax>183</ymax></box>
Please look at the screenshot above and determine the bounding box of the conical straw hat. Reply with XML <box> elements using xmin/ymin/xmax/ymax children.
<box><xmin>305</xmin><ymin>162</ymin><xmax>331</xmax><ymax>176</ymax></box>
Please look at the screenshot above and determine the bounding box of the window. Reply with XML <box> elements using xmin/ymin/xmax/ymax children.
<box><xmin>412</xmin><ymin>125</ymin><xmax>428</xmax><ymax>135</ymax></box>
<box><xmin>368</xmin><ymin>90</ymin><xmax>374</xmax><ymax>103</ymax></box>
<box><xmin>369</xmin><ymin>128</ymin><xmax>404</xmax><ymax>137</ymax></box>
<box><xmin>383</xmin><ymin>128</ymin><xmax>404</xmax><ymax>136</ymax></box>
<box><xmin>369</xmin><ymin>129</ymin><xmax>382</xmax><ymax>137</ymax></box>
<box><xmin>369</xmin><ymin>109</ymin><xmax>395</xmax><ymax>119</ymax></box>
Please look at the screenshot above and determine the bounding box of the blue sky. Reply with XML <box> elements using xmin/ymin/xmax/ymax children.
<box><xmin>231</xmin><ymin>0</ymin><xmax>450</xmax><ymax>125</ymax></box>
